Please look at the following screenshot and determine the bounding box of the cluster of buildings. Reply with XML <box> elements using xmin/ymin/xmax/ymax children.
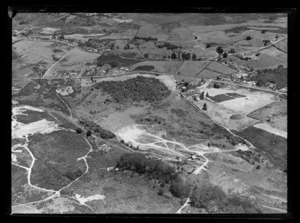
<box><xmin>175</xmin><ymin>80</ymin><xmax>199</xmax><ymax>92</ymax></box>
<box><xmin>241</xmin><ymin>80</ymin><xmax>257</xmax><ymax>87</ymax></box>
<box><xmin>63</xmin><ymin>71</ymin><xmax>78</xmax><ymax>79</ymax></box>
<box><xmin>239</xmin><ymin>52</ymin><xmax>260</xmax><ymax>61</ymax></box>
<box><xmin>265</xmin><ymin>82</ymin><xmax>277</xmax><ymax>90</ymax></box>
<box><xmin>83</xmin><ymin>64</ymin><xmax>129</xmax><ymax>77</ymax></box>
<box><xmin>52</xmin><ymin>34</ymin><xmax>65</xmax><ymax>41</ymax></box>
<box><xmin>279</xmin><ymin>87</ymin><xmax>287</xmax><ymax>93</ymax></box>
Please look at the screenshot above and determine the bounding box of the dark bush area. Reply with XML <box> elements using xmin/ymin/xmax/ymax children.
<box><xmin>190</xmin><ymin>184</ymin><xmax>260</xmax><ymax>213</ymax></box>
<box><xmin>116</xmin><ymin>153</ymin><xmax>178</xmax><ymax>184</ymax></box>
<box><xmin>190</xmin><ymin>184</ymin><xmax>226</xmax><ymax>209</ymax></box>
<box><xmin>53</xmin><ymin>48</ymin><xmax>64</xmax><ymax>53</ymax></box>
<box><xmin>93</xmin><ymin>53</ymin><xmax>142</xmax><ymax>68</ymax></box>
<box><xmin>216</xmin><ymin>47</ymin><xmax>224</xmax><ymax>55</ymax></box>
<box><xmin>95</xmin><ymin>76</ymin><xmax>170</xmax><ymax>104</ymax></box>
<box><xmin>136</xmin><ymin>115</ymin><xmax>166</xmax><ymax>125</ymax></box>
<box><xmin>169</xmin><ymin>177</ymin><xmax>191</xmax><ymax>198</ymax></box>
<box><xmin>181</xmin><ymin>52</ymin><xmax>191</xmax><ymax>60</ymax></box>
<box><xmin>134</xmin><ymin>65</ymin><xmax>155</xmax><ymax>71</ymax></box>
<box><xmin>78</xmin><ymin>118</ymin><xmax>115</xmax><ymax>139</ymax></box>
<box><xmin>65</xmin><ymin>169</ymin><xmax>83</xmax><ymax>181</ymax></box>
<box><xmin>135</xmin><ymin>36</ymin><xmax>158</xmax><ymax>41</ymax></box>
<box><xmin>207</xmin><ymin>94</ymin><xmax>235</xmax><ymax>103</ymax></box>
<box><xmin>224</xmin><ymin>26</ymin><xmax>250</xmax><ymax>34</ymax></box>
<box><xmin>19</xmin><ymin>20</ymin><xmax>29</xmax><ymax>25</ymax></box>
<box><xmin>75</xmin><ymin>128</ymin><xmax>82</xmax><ymax>134</ymax></box>
<box><xmin>221</xmin><ymin>194</ymin><xmax>261</xmax><ymax>213</ymax></box>
<box><xmin>156</xmin><ymin>42</ymin><xmax>179</xmax><ymax>50</ymax></box>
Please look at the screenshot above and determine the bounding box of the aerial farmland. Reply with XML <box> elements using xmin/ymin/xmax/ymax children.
<box><xmin>11</xmin><ymin>12</ymin><xmax>288</xmax><ymax>215</ymax></box>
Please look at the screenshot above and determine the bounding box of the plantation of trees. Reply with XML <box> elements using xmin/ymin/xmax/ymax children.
<box><xmin>95</xmin><ymin>76</ymin><xmax>171</xmax><ymax>104</ymax></box>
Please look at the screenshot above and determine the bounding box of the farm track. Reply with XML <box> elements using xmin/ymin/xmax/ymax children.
<box><xmin>42</xmin><ymin>49</ymin><xmax>72</xmax><ymax>78</ymax></box>
<box><xmin>12</xmin><ymin>48</ymin><xmax>37</xmax><ymax>76</ymax></box>
<box><xmin>261</xmin><ymin>205</ymin><xmax>287</xmax><ymax>213</ymax></box>
<box><xmin>116</xmin><ymin>124</ymin><xmax>246</xmax><ymax>176</ymax></box>
<box><xmin>271</xmin><ymin>45</ymin><xmax>287</xmax><ymax>54</ymax></box>
<box><xmin>194</xmin><ymin>61</ymin><xmax>212</xmax><ymax>77</ymax></box>
<box><xmin>176</xmin><ymin>197</ymin><xmax>190</xmax><ymax>214</ymax></box>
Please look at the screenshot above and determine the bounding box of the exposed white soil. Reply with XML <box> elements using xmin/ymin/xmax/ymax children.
<box><xmin>253</xmin><ymin>123</ymin><xmax>287</xmax><ymax>138</ymax></box>
<box><xmin>116</xmin><ymin>124</ymin><xmax>249</xmax><ymax>175</ymax></box>
<box><xmin>12</xmin><ymin>106</ymin><xmax>63</xmax><ymax>139</ymax></box>
<box><xmin>75</xmin><ymin>194</ymin><xmax>105</xmax><ymax>205</ymax></box>
<box><xmin>56</xmin><ymin>86</ymin><xmax>74</xmax><ymax>96</ymax></box>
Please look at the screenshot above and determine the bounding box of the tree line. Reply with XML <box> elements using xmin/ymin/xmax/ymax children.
<box><xmin>116</xmin><ymin>153</ymin><xmax>261</xmax><ymax>213</ymax></box>
<box><xmin>78</xmin><ymin>118</ymin><xmax>115</xmax><ymax>139</ymax></box>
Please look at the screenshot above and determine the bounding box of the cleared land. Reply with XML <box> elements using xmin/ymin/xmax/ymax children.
<box><xmin>206</xmin><ymin>61</ymin><xmax>237</xmax><ymax>74</ymax></box>
<box><xmin>177</xmin><ymin>61</ymin><xmax>210</xmax><ymax>77</ymax></box>
<box><xmin>197</xmin><ymin>69</ymin><xmax>224</xmax><ymax>79</ymax></box>
<box><xmin>192</xmin><ymin>99</ymin><xmax>259</xmax><ymax>131</ymax></box>
<box><xmin>45</xmin><ymin>48</ymin><xmax>99</xmax><ymax>78</ymax></box>
<box><xmin>248</xmin><ymin>102</ymin><xmax>287</xmax><ymax>132</ymax></box>
<box><xmin>13</xmin><ymin>40</ymin><xmax>58</xmax><ymax>70</ymax></box>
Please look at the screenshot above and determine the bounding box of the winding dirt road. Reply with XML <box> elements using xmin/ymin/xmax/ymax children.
<box><xmin>11</xmin><ymin>106</ymin><xmax>94</xmax><ymax>212</ymax></box>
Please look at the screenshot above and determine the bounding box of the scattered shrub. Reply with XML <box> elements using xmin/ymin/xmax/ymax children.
<box><xmin>76</xmin><ymin>128</ymin><xmax>83</xmax><ymax>134</ymax></box>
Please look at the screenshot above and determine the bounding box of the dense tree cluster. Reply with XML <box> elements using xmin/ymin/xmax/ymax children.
<box><xmin>181</xmin><ymin>52</ymin><xmax>191</xmax><ymax>60</ymax></box>
<box><xmin>116</xmin><ymin>153</ymin><xmax>178</xmax><ymax>185</ymax></box>
<box><xmin>95</xmin><ymin>76</ymin><xmax>171</xmax><ymax>104</ymax></box>
<box><xmin>134</xmin><ymin>65</ymin><xmax>155</xmax><ymax>71</ymax></box>
<box><xmin>192</xmin><ymin>54</ymin><xmax>197</xmax><ymax>60</ymax></box>
<box><xmin>229</xmin><ymin>48</ymin><xmax>236</xmax><ymax>54</ymax></box>
<box><xmin>75</xmin><ymin>128</ymin><xmax>82</xmax><ymax>134</ymax></box>
<box><xmin>135</xmin><ymin>36</ymin><xmax>158</xmax><ymax>41</ymax></box>
<box><xmin>216</xmin><ymin>47</ymin><xmax>224</xmax><ymax>55</ymax></box>
<box><xmin>171</xmin><ymin>52</ymin><xmax>177</xmax><ymax>60</ymax></box>
<box><xmin>94</xmin><ymin>53</ymin><xmax>141</xmax><ymax>68</ymax></box>
<box><xmin>190</xmin><ymin>185</ymin><xmax>260</xmax><ymax>213</ymax></box>
<box><xmin>224</xmin><ymin>26</ymin><xmax>249</xmax><ymax>34</ymax></box>
<box><xmin>78</xmin><ymin>118</ymin><xmax>115</xmax><ymax>139</ymax></box>
<box><xmin>116</xmin><ymin>154</ymin><xmax>261</xmax><ymax>213</ymax></box>
<box><xmin>157</xmin><ymin>42</ymin><xmax>179</xmax><ymax>50</ymax></box>
<box><xmin>169</xmin><ymin>177</ymin><xmax>191</xmax><ymax>198</ymax></box>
